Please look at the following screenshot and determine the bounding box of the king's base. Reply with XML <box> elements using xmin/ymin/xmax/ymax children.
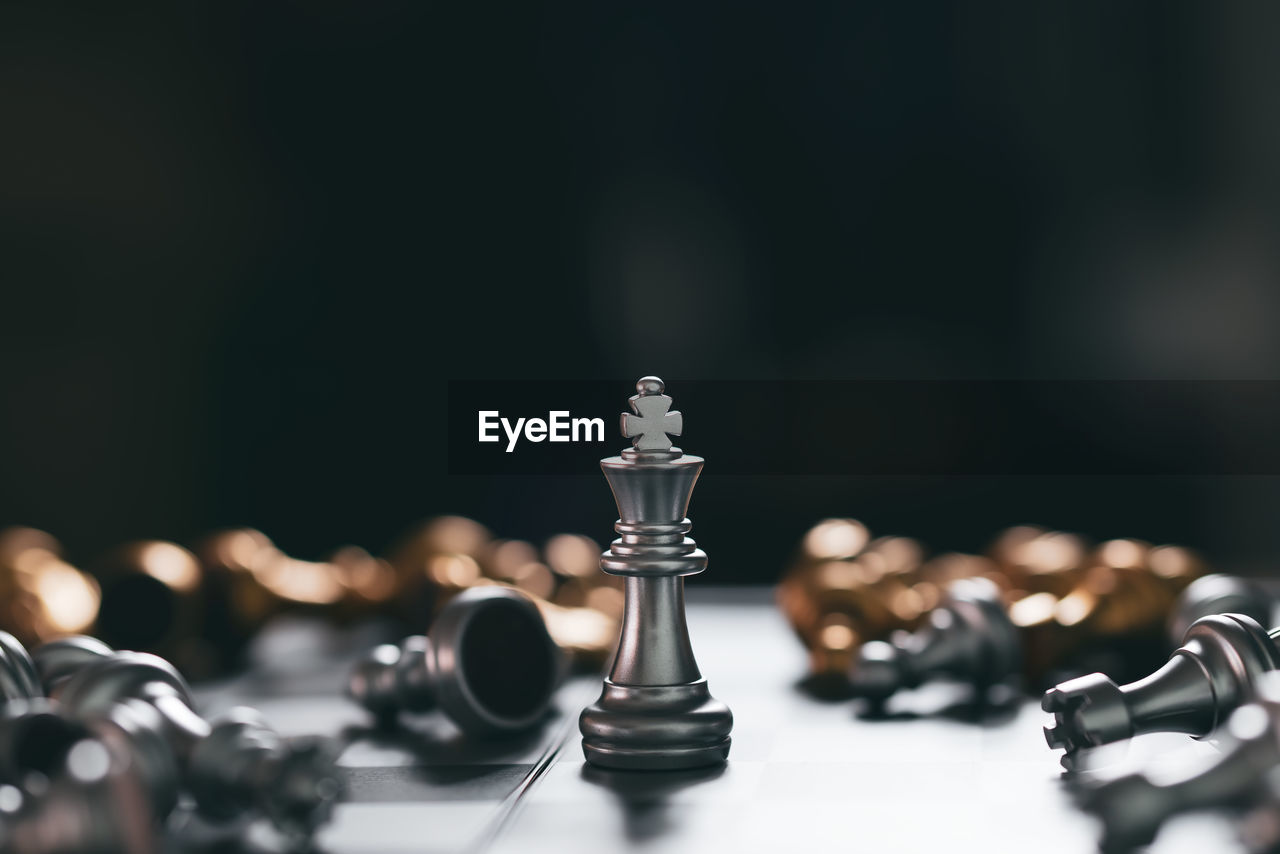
<box><xmin>579</xmin><ymin>679</ymin><xmax>733</xmax><ymax>771</ymax></box>
<box><xmin>583</xmin><ymin>736</ymin><xmax>731</xmax><ymax>770</ymax></box>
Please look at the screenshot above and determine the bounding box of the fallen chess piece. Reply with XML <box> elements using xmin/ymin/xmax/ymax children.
<box><xmin>1043</xmin><ymin>613</ymin><xmax>1280</xmax><ymax>758</ymax></box>
<box><xmin>39</xmin><ymin>647</ymin><xmax>344</xmax><ymax>840</ymax></box>
<box><xmin>31</xmin><ymin>635</ymin><xmax>115</xmax><ymax>695</ymax></box>
<box><xmin>348</xmin><ymin>585</ymin><xmax>562</xmax><ymax>734</ymax></box>
<box><xmin>776</xmin><ymin>518</ymin><xmax>932</xmax><ymax>688</ymax></box>
<box><xmin>846</xmin><ymin>576</ymin><xmax>1020</xmax><ymax>704</ymax></box>
<box><xmin>0</xmin><ymin>631</ymin><xmax>40</xmax><ymax>704</ymax></box>
<box><xmin>0</xmin><ymin>726</ymin><xmax>159</xmax><ymax>854</ymax></box>
<box><xmin>579</xmin><ymin>376</ymin><xmax>733</xmax><ymax>770</ymax></box>
<box><xmin>196</xmin><ymin>528</ymin><xmax>400</xmax><ymax>672</ymax></box>
<box><xmin>848</xmin><ymin>539</ymin><xmax>1204</xmax><ymax>705</ymax></box>
<box><xmin>1075</xmin><ymin>671</ymin><xmax>1280</xmax><ymax>852</ymax></box>
<box><xmin>1169</xmin><ymin>573</ymin><xmax>1271</xmax><ymax>646</ymax></box>
<box><xmin>988</xmin><ymin>525</ymin><xmax>1088</xmax><ymax>596</ymax></box>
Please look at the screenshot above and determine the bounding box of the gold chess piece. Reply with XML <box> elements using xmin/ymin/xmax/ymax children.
<box><xmin>388</xmin><ymin>517</ymin><xmax>621</xmax><ymax>670</ymax></box>
<box><xmin>847</xmin><ymin>535</ymin><xmax>1208</xmax><ymax>703</ymax></box>
<box><xmin>0</xmin><ymin>527</ymin><xmax>100</xmax><ymax>645</ymax></box>
<box><xmin>93</xmin><ymin>540</ymin><xmax>209</xmax><ymax>675</ymax></box>
<box><xmin>777</xmin><ymin>519</ymin><xmax>931</xmax><ymax>685</ymax></box>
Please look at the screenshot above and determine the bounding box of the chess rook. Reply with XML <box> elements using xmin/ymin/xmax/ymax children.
<box><xmin>348</xmin><ymin>586</ymin><xmax>562</xmax><ymax>734</ymax></box>
<box><xmin>1043</xmin><ymin>613</ymin><xmax>1280</xmax><ymax>757</ymax></box>
<box><xmin>580</xmin><ymin>377</ymin><xmax>733</xmax><ymax>770</ymax></box>
<box><xmin>1077</xmin><ymin>671</ymin><xmax>1280</xmax><ymax>851</ymax></box>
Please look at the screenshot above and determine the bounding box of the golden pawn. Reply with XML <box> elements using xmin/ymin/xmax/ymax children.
<box><xmin>0</xmin><ymin>527</ymin><xmax>100</xmax><ymax>645</ymax></box>
<box><xmin>988</xmin><ymin>525</ymin><xmax>1087</xmax><ymax>598</ymax></box>
<box><xmin>1007</xmin><ymin>538</ymin><xmax>1204</xmax><ymax>683</ymax></box>
<box><xmin>388</xmin><ymin>517</ymin><xmax>622</xmax><ymax>670</ymax></box>
<box><xmin>93</xmin><ymin>540</ymin><xmax>208</xmax><ymax>675</ymax></box>
<box><xmin>195</xmin><ymin>528</ymin><xmax>398</xmax><ymax>655</ymax></box>
<box><xmin>777</xmin><ymin>519</ymin><xmax>929</xmax><ymax>685</ymax></box>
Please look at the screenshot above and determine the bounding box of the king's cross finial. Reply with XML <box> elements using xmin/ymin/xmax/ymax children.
<box><xmin>621</xmin><ymin>376</ymin><xmax>683</xmax><ymax>451</ymax></box>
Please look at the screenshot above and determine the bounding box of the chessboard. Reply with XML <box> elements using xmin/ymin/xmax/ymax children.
<box><xmin>191</xmin><ymin>587</ymin><xmax>1240</xmax><ymax>854</ymax></box>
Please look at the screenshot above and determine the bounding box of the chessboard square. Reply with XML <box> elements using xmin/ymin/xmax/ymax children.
<box><xmin>338</xmin><ymin>723</ymin><xmax>560</xmax><ymax>768</ymax></box>
<box><xmin>316</xmin><ymin>802</ymin><xmax>499</xmax><ymax>854</ymax></box>
<box><xmin>343</xmin><ymin>764</ymin><xmax>532</xmax><ymax>802</ymax></box>
<box><xmin>730</xmin><ymin>801</ymin><xmax>989</xmax><ymax>852</ymax></box>
<box><xmin>522</xmin><ymin>758</ymin><xmax>765</xmax><ymax>806</ymax></box>
<box><xmin>756</xmin><ymin>760</ymin><xmax>983</xmax><ymax>803</ymax></box>
<box><xmin>769</xmin><ymin>720</ymin><xmax>984</xmax><ymax>763</ymax></box>
<box><xmin>977</xmin><ymin>760</ymin><xmax>1079</xmax><ymax>805</ymax></box>
<box><xmin>492</xmin><ymin>802</ymin><xmax>746</xmax><ymax>854</ymax></box>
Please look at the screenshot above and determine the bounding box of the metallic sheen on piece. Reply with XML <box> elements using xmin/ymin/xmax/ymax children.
<box><xmin>848</xmin><ymin>576</ymin><xmax>1021</xmax><ymax>704</ymax></box>
<box><xmin>1042</xmin><ymin>613</ymin><xmax>1280</xmax><ymax>758</ymax></box>
<box><xmin>1168</xmin><ymin>573</ymin><xmax>1272</xmax><ymax>646</ymax></box>
<box><xmin>348</xmin><ymin>585</ymin><xmax>562</xmax><ymax>734</ymax></box>
<box><xmin>1076</xmin><ymin>671</ymin><xmax>1280</xmax><ymax>851</ymax></box>
<box><xmin>43</xmin><ymin>648</ymin><xmax>344</xmax><ymax>840</ymax></box>
<box><xmin>580</xmin><ymin>377</ymin><xmax>733</xmax><ymax>770</ymax></box>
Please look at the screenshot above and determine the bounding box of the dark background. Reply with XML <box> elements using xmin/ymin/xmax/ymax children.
<box><xmin>3</xmin><ymin>3</ymin><xmax>1280</xmax><ymax>582</ymax></box>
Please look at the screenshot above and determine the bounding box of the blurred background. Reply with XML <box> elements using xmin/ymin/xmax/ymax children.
<box><xmin>3</xmin><ymin>3</ymin><xmax>1280</xmax><ymax>583</ymax></box>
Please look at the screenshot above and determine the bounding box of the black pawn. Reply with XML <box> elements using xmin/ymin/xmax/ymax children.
<box><xmin>1043</xmin><ymin>613</ymin><xmax>1280</xmax><ymax>757</ymax></box>
<box><xmin>847</xmin><ymin>577</ymin><xmax>1021</xmax><ymax>704</ymax></box>
<box><xmin>348</xmin><ymin>585</ymin><xmax>562</xmax><ymax>734</ymax></box>
<box><xmin>56</xmin><ymin>651</ymin><xmax>343</xmax><ymax>839</ymax></box>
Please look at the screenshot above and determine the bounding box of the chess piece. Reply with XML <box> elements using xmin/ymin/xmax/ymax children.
<box><xmin>92</xmin><ymin>541</ymin><xmax>210</xmax><ymax>676</ymax></box>
<box><xmin>1043</xmin><ymin>613</ymin><xmax>1280</xmax><ymax>758</ymax></box>
<box><xmin>848</xmin><ymin>577</ymin><xmax>1020</xmax><ymax>704</ymax></box>
<box><xmin>51</xmin><ymin>650</ymin><xmax>342</xmax><ymax>839</ymax></box>
<box><xmin>385</xmin><ymin>516</ymin><xmax>495</xmax><ymax>620</ymax></box>
<box><xmin>0</xmin><ymin>631</ymin><xmax>40</xmax><ymax>704</ymax></box>
<box><xmin>0</xmin><ymin>727</ymin><xmax>158</xmax><ymax>854</ymax></box>
<box><xmin>348</xmin><ymin>586</ymin><xmax>562</xmax><ymax>734</ymax></box>
<box><xmin>579</xmin><ymin>376</ymin><xmax>732</xmax><ymax>770</ymax></box>
<box><xmin>485</xmin><ymin>540</ymin><xmax>557</xmax><ymax>600</ymax></box>
<box><xmin>31</xmin><ymin>636</ymin><xmax>116</xmax><ymax>695</ymax></box>
<box><xmin>1170</xmin><ymin>573</ymin><xmax>1271</xmax><ymax>645</ymax></box>
<box><xmin>909</xmin><ymin>551</ymin><xmax>1002</xmax><ymax>614</ymax></box>
<box><xmin>777</xmin><ymin>519</ymin><xmax>928</xmax><ymax>687</ymax></box>
<box><xmin>848</xmin><ymin>539</ymin><xmax>1206</xmax><ymax>703</ymax></box>
<box><xmin>988</xmin><ymin>525</ymin><xmax>1086</xmax><ymax>598</ymax></box>
<box><xmin>0</xmin><ymin>527</ymin><xmax>101</xmax><ymax>645</ymax></box>
<box><xmin>198</xmin><ymin>529</ymin><xmax>371</xmax><ymax>617</ymax></box>
<box><xmin>545</xmin><ymin>534</ymin><xmax>625</xmax><ymax>620</ymax></box>
<box><xmin>541</xmin><ymin>533</ymin><xmax>624</xmax><ymax>669</ymax></box>
<box><xmin>1076</xmin><ymin>671</ymin><xmax>1280</xmax><ymax>852</ymax></box>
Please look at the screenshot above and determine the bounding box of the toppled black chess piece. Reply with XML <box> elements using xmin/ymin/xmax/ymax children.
<box><xmin>1076</xmin><ymin>671</ymin><xmax>1280</xmax><ymax>852</ymax></box>
<box><xmin>846</xmin><ymin>577</ymin><xmax>1021</xmax><ymax>705</ymax></box>
<box><xmin>51</xmin><ymin>650</ymin><xmax>343</xmax><ymax>840</ymax></box>
<box><xmin>1169</xmin><ymin>574</ymin><xmax>1271</xmax><ymax>646</ymax></box>
<box><xmin>31</xmin><ymin>636</ymin><xmax>115</xmax><ymax>694</ymax></box>
<box><xmin>0</xmin><ymin>728</ymin><xmax>159</xmax><ymax>854</ymax></box>
<box><xmin>349</xmin><ymin>585</ymin><xmax>562</xmax><ymax>734</ymax></box>
<box><xmin>1043</xmin><ymin>613</ymin><xmax>1280</xmax><ymax>759</ymax></box>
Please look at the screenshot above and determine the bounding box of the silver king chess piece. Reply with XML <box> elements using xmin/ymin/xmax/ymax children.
<box><xmin>579</xmin><ymin>376</ymin><xmax>733</xmax><ymax>770</ymax></box>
